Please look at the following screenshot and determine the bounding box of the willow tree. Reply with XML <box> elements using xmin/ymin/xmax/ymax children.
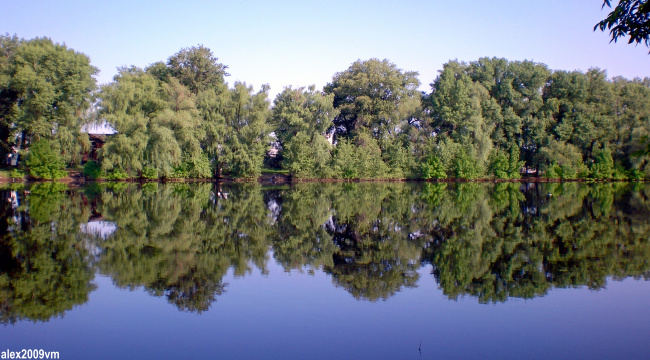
<box><xmin>99</xmin><ymin>67</ymin><xmax>165</xmax><ymax>177</ymax></box>
<box><xmin>220</xmin><ymin>82</ymin><xmax>271</xmax><ymax>178</ymax></box>
<box><xmin>148</xmin><ymin>45</ymin><xmax>230</xmax><ymax>178</ymax></box>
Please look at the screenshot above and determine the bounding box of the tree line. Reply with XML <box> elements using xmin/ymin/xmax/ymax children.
<box><xmin>1</xmin><ymin>182</ymin><xmax>649</xmax><ymax>321</ymax></box>
<box><xmin>1</xmin><ymin>35</ymin><xmax>650</xmax><ymax>180</ymax></box>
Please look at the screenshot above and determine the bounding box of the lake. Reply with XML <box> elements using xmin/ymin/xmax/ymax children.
<box><xmin>1</xmin><ymin>182</ymin><xmax>649</xmax><ymax>359</ymax></box>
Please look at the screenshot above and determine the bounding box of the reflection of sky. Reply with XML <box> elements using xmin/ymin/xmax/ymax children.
<box><xmin>79</xmin><ymin>221</ymin><xmax>117</xmax><ymax>258</ymax></box>
<box><xmin>2</xmin><ymin>259</ymin><xmax>649</xmax><ymax>359</ymax></box>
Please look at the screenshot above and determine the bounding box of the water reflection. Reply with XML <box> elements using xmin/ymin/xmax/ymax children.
<box><xmin>0</xmin><ymin>183</ymin><xmax>95</xmax><ymax>324</ymax></box>
<box><xmin>1</xmin><ymin>181</ymin><xmax>649</xmax><ymax>322</ymax></box>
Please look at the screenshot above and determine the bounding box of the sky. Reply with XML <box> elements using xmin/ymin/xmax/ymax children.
<box><xmin>2</xmin><ymin>0</ymin><xmax>649</xmax><ymax>99</ymax></box>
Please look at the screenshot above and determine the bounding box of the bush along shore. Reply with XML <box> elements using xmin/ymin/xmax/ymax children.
<box><xmin>2</xmin><ymin>35</ymin><xmax>650</xmax><ymax>183</ymax></box>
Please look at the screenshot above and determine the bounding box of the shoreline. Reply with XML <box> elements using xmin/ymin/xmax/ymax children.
<box><xmin>1</xmin><ymin>172</ymin><xmax>647</xmax><ymax>187</ymax></box>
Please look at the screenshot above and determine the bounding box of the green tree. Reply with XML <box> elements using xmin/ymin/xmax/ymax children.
<box><xmin>1</xmin><ymin>36</ymin><xmax>97</xmax><ymax>164</ymax></box>
<box><xmin>196</xmin><ymin>86</ymin><xmax>230</xmax><ymax>177</ymax></box>
<box><xmin>591</xmin><ymin>146</ymin><xmax>615</xmax><ymax>179</ymax></box>
<box><xmin>99</xmin><ymin>66</ymin><xmax>211</xmax><ymax>179</ymax></box>
<box><xmin>421</xmin><ymin>155</ymin><xmax>447</xmax><ymax>180</ymax></box>
<box><xmin>99</xmin><ymin>67</ymin><xmax>165</xmax><ymax>177</ymax></box>
<box><xmin>221</xmin><ymin>82</ymin><xmax>271</xmax><ymax>178</ymax></box>
<box><xmin>595</xmin><ymin>0</ymin><xmax>650</xmax><ymax>48</ymax></box>
<box><xmin>271</xmin><ymin>85</ymin><xmax>338</xmax><ymax>147</ymax></box>
<box><xmin>324</xmin><ymin>58</ymin><xmax>420</xmax><ymax>144</ymax></box>
<box><xmin>331</xmin><ymin>139</ymin><xmax>359</xmax><ymax>179</ymax></box>
<box><xmin>282</xmin><ymin>132</ymin><xmax>332</xmax><ymax>178</ymax></box>
<box><xmin>165</xmin><ymin>45</ymin><xmax>229</xmax><ymax>94</ymax></box>
<box><xmin>271</xmin><ymin>85</ymin><xmax>338</xmax><ymax>177</ymax></box>
<box><xmin>0</xmin><ymin>34</ymin><xmax>21</xmax><ymax>159</ymax></box>
<box><xmin>424</xmin><ymin>61</ymin><xmax>494</xmax><ymax>178</ymax></box>
<box><xmin>489</xmin><ymin>146</ymin><xmax>523</xmax><ymax>179</ymax></box>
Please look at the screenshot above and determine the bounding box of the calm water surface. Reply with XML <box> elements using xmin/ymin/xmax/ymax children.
<box><xmin>1</xmin><ymin>182</ymin><xmax>649</xmax><ymax>359</ymax></box>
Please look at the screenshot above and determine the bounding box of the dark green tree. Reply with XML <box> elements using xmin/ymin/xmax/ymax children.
<box><xmin>596</xmin><ymin>0</ymin><xmax>650</xmax><ymax>48</ymax></box>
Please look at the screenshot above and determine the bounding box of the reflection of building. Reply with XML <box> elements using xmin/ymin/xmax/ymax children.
<box><xmin>80</xmin><ymin>220</ymin><xmax>117</xmax><ymax>240</ymax></box>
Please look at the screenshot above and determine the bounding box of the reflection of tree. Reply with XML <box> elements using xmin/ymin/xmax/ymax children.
<box><xmin>324</xmin><ymin>233</ymin><xmax>420</xmax><ymax>301</ymax></box>
<box><xmin>3</xmin><ymin>180</ymin><xmax>650</xmax><ymax>317</ymax></box>
<box><xmin>93</xmin><ymin>183</ymin><xmax>272</xmax><ymax>312</ymax></box>
<box><xmin>0</xmin><ymin>184</ymin><xmax>95</xmax><ymax>324</ymax></box>
<box><xmin>271</xmin><ymin>184</ymin><xmax>337</xmax><ymax>270</ymax></box>
<box><xmin>422</xmin><ymin>182</ymin><xmax>650</xmax><ymax>303</ymax></box>
<box><xmin>269</xmin><ymin>182</ymin><xmax>650</xmax><ymax>302</ymax></box>
<box><xmin>271</xmin><ymin>183</ymin><xmax>426</xmax><ymax>301</ymax></box>
<box><xmin>326</xmin><ymin>184</ymin><xmax>423</xmax><ymax>301</ymax></box>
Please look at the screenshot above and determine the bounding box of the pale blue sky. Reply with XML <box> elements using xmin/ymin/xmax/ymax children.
<box><xmin>3</xmin><ymin>0</ymin><xmax>648</xmax><ymax>98</ymax></box>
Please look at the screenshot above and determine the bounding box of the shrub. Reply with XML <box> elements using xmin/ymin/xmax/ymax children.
<box><xmin>141</xmin><ymin>166</ymin><xmax>159</xmax><ymax>180</ymax></box>
<box><xmin>83</xmin><ymin>161</ymin><xmax>106</xmax><ymax>179</ymax></box>
<box><xmin>9</xmin><ymin>168</ymin><xmax>25</xmax><ymax>179</ymax></box>
<box><xmin>25</xmin><ymin>139</ymin><xmax>67</xmax><ymax>180</ymax></box>
<box><xmin>106</xmin><ymin>168</ymin><xmax>130</xmax><ymax>180</ymax></box>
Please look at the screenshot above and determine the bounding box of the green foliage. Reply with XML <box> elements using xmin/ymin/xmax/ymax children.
<box><xmin>0</xmin><ymin>35</ymin><xmax>97</xmax><ymax>165</ymax></box>
<box><xmin>141</xmin><ymin>166</ymin><xmax>159</xmax><ymax>180</ymax></box>
<box><xmin>9</xmin><ymin>168</ymin><xmax>24</xmax><ymax>179</ymax></box>
<box><xmin>186</xmin><ymin>153</ymin><xmax>212</xmax><ymax>179</ymax></box>
<box><xmin>324</xmin><ymin>58</ymin><xmax>420</xmax><ymax>143</ymax></box>
<box><xmin>490</xmin><ymin>152</ymin><xmax>511</xmax><ymax>179</ymax></box>
<box><xmin>331</xmin><ymin>139</ymin><xmax>359</xmax><ymax>179</ymax></box>
<box><xmin>4</xmin><ymin>36</ymin><xmax>641</xmax><ymax>181</ymax></box>
<box><xmin>454</xmin><ymin>146</ymin><xmax>482</xmax><ymax>179</ymax></box>
<box><xmin>595</xmin><ymin>0</ymin><xmax>650</xmax><ymax>48</ymax></box>
<box><xmin>490</xmin><ymin>147</ymin><xmax>523</xmax><ymax>179</ymax></box>
<box><xmin>83</xmin><ymin>160</ymin><xmax>105</xmax><ymax>179</ymax></box>
<box><xmin>421</xmin><ymin>156</ymin><xmax>447</xmax><ymax>180</ymax></box>
<box><xmin>383</xmin><ymin>140</ymin><xmax>415</xmax><ymax>178</ymax></box>
<box><xmin>590</xmin><ymin>147</ymin><xmax>615</xmax><ymax>179</ymax></box>
<box><xmin>106</xmin><ymin>168</ymin><xmax>130</xmax><ymax>180</ymax></box>
<box><xmin>633</xmin><ymin>135</ymin><xmax>650</xmax><ymax>157</ymax></box>
<box><xmin>627</xmin><ymin>168</ymin><xmax>645</xmax><ymax>180</ymax></box>
<box><xmin>165</xmin><ymin>45</ymin><xmax>228</xmax><ymax>94</ymax></box>
<box><xmin>25</xmin><ymin>139</ymin><xmax>67</xmax><ymax>180</ymax></box>
<box><xmin>271</xmin><ymin>85</ymin><xmax>338</xmax><ymax>148</ymax></box>
<box><xmin>540</xmin><ymin>140</ymin><xmax>588</xmax><ymax>179</ymax></box>
<box><xmin>283</xmin><ymin>132</ymin><xmax>316</xmax><ymax>178</ymax></box>
<box><xmin>329</xmin><ymin>133</ymin><xmax>391</xmax><ymax>179</ymax></box>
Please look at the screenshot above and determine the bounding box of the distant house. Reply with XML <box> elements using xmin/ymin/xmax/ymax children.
<box><xmin>6</xmin><ymin>146</ymin><xmax>20</xmax><ymax>166</ymax></box>
<box><xmin>81</xmin><ymin>121</ymin><xmax>117</xmax><ymax>162</ymax></box>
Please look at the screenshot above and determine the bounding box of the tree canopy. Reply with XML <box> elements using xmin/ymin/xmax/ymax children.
<box><xmin>0</xmin><ymin>35</ymin><xmax>97</xmax><ymax>164</ymax></box>
<box><xmin>2</xmin><ymin>35</ymin><xmax>650</xmax><ymax>181</ymax></box>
